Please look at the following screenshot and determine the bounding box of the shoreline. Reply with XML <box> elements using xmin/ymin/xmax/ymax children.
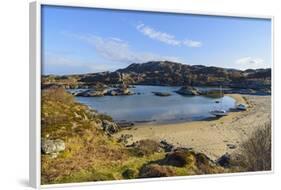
<box><xmin>114</xmin><ymin>94</ymin><xmax>271</xmax><ymax>160</ymax></box>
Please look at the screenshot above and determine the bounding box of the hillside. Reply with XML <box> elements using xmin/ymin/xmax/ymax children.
<box><xmin>42</xmin><ymin>61</ymin><xmax>271</xmax><ymax>92</ymax></box>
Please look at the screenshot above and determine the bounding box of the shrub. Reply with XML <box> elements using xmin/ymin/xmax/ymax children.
<box><xmin>162</xmin><ymin>150</ymin><xmax>195</xmax><ymax>167</ymax></box>
<box><xmin>139</xmin><ymin>164</ymin><xmax>176</xmax><ymax>178</ymax></box>
<box><xmin>42</xmin><ymin>87</ymin><xmax>74</xmax><ymax>105</ymax></box>
<box><xmin>239</xmin><ymin>122</ymin><xmax>271</xmax><ymax>171</ymax></box>
<box><xmin>195</xmin><ymin>152</ymin><xmax>211</xmax><ymax>165</ymax></box>
<box><xmin>122</xmin><ymin>168</ymin><xmax>138</xmax><ymax>179</ymax></box>
<box><xmin>132</xmin><ymin>139</ymin><xmax>161</xmax><ymax>156</ymax></box>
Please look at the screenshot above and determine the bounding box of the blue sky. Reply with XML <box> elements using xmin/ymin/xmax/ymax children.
<box><xmin>42</xmin><ymin>5</ymin><xmax>272</xmax><ymax>75</ymax></box>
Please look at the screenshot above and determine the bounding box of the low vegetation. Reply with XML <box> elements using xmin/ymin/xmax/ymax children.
<box><xmin>235</xmin><ymin>122</ymin><xmax>271</xmax><ymax>171</ymax></box>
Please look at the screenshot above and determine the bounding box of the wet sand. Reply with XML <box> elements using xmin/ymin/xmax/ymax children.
<box><xmin>114</xmin><ymin>94</ymin><xmax>271</xmax><ymax>160</ymax></box>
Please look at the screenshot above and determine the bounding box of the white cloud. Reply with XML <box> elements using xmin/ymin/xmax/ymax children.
<box><xmin>235</xmin><ymin>57</ymin><xmax>267</xmax><ymax>70</ymax></box>
<box><xmin>183</xmin><ymin>40</ymin><xmax>202</xmax><ymax>48</ymax></box>
<box><xmin>70</xmin><ymin>33</ymin><xmax>183</xmax><ymax>63</ymax></box>
<box><xmin>136</xmin><ymin>23</ymin><xmax>202</xmax><ymax>48</ymax></box>
<box><xmin>136</xmin><ymin>24</ymin><xmax>180</xmax><ymax>46</ymax></box>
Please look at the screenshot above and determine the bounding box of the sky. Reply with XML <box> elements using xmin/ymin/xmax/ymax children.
<box><xmin>42</xmin><ymin>5</ymin><xmax>272</xmax><ymax>75</ymax></box>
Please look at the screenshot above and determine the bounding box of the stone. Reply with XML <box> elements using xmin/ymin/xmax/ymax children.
<box><xmin>132</xmin><ymin>139</ymin><xmax>162</xmax><ymax>156</ymax></box>
<box><xmin>102</xmin><ymin>120</ymin><xmax>119</xmax><ymax>135</ymax></box>
<box><xmin>217</xmin><ymin>153</ymin><xmax>231</xmax><ymax>167</ymax></box>
<box><xmin>117</xmin><ymin>134</ymin><xmax>133</xmax><ymax>145</ymax></box>
<box><xmin>227</xmin><ymin>144</ymin><xmax>237</xmax><ymax>149</ymax></box>
<box><xmin>41</xmin><ymin>139</ymin><xmax>65</xmax><ymax>154</ymax></box>
<box><xmin>159</xmin><ymin>140</ymin><xmax>174</xmax><ymax>152</ymax></box>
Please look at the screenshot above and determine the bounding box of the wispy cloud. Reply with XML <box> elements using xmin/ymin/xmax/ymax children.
<box><xmin>136</xmin><ymin>24</ymin><xmax>180</xmax><ymax>46</ymax></box>
<box><xmin>65</xmin><ymin>32</ymin><xmax>183</xmax><ymax>64</ymax></box>
<box><xmin>235</xmin><ymin>57</ymin><xmax>267</xmax><ymax>70</ymax></box>
<box><xmin>183</xmin><ymin>40</ymin><xmax>202</xmax><ymax>48</ymax></box>
<box><xmin>136</xmin><ymin>23</ymin><xmax>202</xmax><ymax>48</ymax></box>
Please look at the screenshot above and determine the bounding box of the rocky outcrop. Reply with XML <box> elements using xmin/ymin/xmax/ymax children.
<box><xmin>175</xmin><ymin>86</ymin><xmax>200</xmax><ymax>96</ymax></box>
<box><xmin>106</xmin><ymin>87</ymin><xmax>133</xmax><ymax>96</ymax></box>
<box><xmin>102</xmin><ymin>120</ymin><xmax>120</xmax><ymax>135</ymax></box>
<box><xmin>132</xmin><ymin>139</ymin><xmax>162</xmax><ymax>156</ymax></box>
<box><xmin>117</xmin><ymin>134</ymin><xmax>133</xmax><ymax>145</ymax></box>
<box><xmin>41</xmin><ymin>139</ymin><xmax>65</xmax><ymax>155</ymax></box>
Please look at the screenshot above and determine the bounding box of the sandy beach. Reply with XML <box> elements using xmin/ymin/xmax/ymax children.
<box><xmin>114</xmin><ymin>94</ymin><xmax>271</xmax><ymax>160</ymax></box>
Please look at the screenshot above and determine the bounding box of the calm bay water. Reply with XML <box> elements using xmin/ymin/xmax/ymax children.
<box><xmin>75</xmin><ymin>85</ymin><xmax>236</xmax><ymax>124</ymax></box>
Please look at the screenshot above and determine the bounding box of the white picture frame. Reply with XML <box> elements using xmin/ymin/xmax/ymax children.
<box><xmin>29</xmin><ymin>1</ymin><xmax>274</xmax><ymax>189</ymax></box>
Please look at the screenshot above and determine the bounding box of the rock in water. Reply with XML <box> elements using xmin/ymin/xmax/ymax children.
<box><xmin>41</xmin><ymin>139</ymin><xmax>65</xmax><ymax>154</ymax></box>
<box><xmin>76</xmin><ymin>89</ymin><xmax>106</xmax><ymax>97</ymax></box>
<box><xmin>102</xmin><ymin>120</ymin><xmax>120</xmax><ymax>135</ymax></box>
<box><xmin>152</xmin><ymin>92</ymin><xmax>171</xmax><ymax>97</ymax></box>
<box><xmin>176</xmin><ymin>86</ymin><xmax>200</xmax><ymax>96</ymax></box>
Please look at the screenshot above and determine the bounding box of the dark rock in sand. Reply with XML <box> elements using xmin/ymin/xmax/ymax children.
<box><xmin>227</xmin><ymin>144</ymin><xmax>237</xmax><ymax>149</ymax></box>
<box><xmin>217</xmin><ymin>153</ymin><xmax>231</xmax><ymax>167</ymax></box>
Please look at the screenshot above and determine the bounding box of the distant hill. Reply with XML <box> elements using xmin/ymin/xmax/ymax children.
<box><xmin>42</xmin><ymin>60</ymin><xmax>271</xmax><ymax>90</ymax></box>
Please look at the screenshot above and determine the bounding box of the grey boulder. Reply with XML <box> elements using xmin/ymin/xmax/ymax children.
<box><xmin>41</xmin><ymin>139</ymin><xmax>65</xmax><ymax>154</ymax></box>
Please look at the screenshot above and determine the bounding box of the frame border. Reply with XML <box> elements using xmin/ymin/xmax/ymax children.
<box><xmin>29</xmin><ymin>0</ymin><xmax>274</xmax><ymax>189</ymax></box>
